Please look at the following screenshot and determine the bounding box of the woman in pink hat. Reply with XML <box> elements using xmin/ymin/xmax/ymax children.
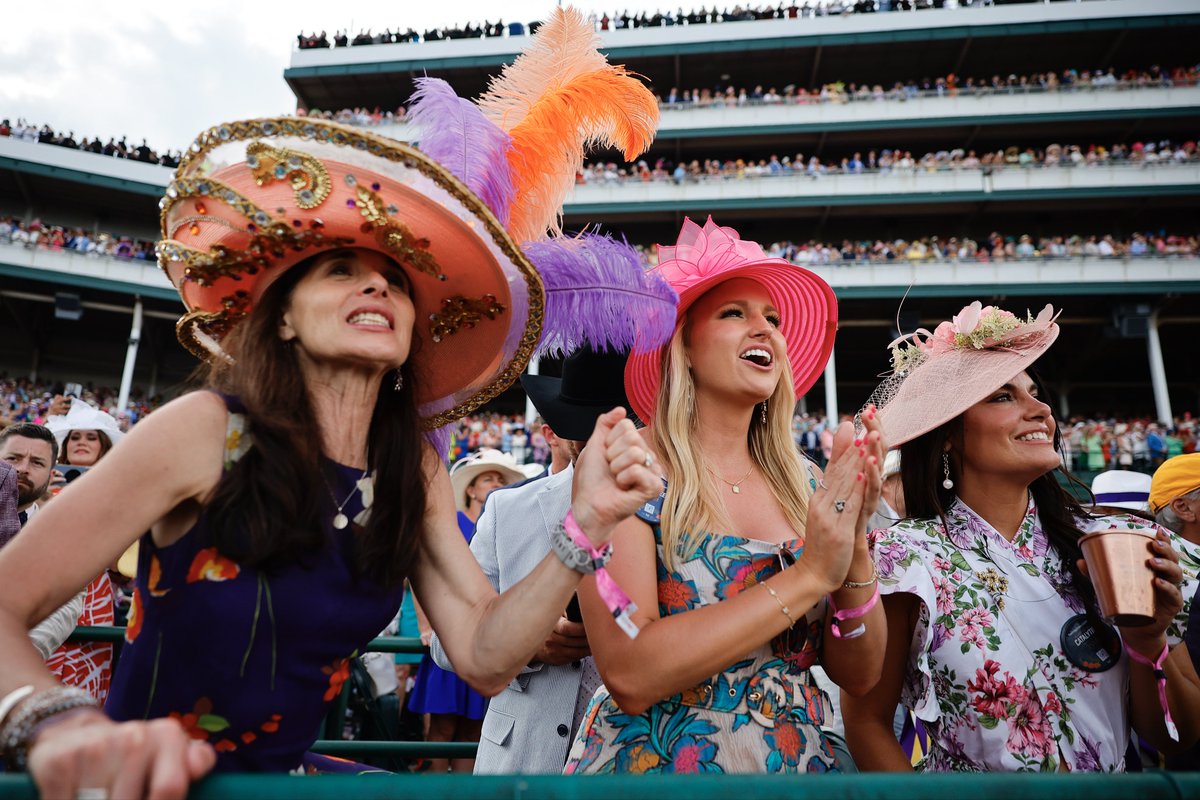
<box><xmin>565</xmin><ymin>217</ymin><xmax>887</xmax><ymax>774</ymax></box>
<box><xmin>842</xmin><ymin>302</ymin><xmax>1195</xmax><ymax>772</ymax></box>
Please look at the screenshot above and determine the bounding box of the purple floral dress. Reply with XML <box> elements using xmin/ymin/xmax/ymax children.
<box><xmin>872</xmin><ymin>498</ymin><xmax>1195</xmax><ymax>772</ymax></box>
<box><xmin>105</xmin><ymin>399</ymin><xmax>404</xmax><ymax>773</ymax></box>
<box><xmin>564</xmin><ymin>480</ymin><xmax>837</xmax><ymax>774</ymax></box>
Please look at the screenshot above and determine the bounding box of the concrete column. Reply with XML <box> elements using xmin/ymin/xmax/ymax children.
<box><xmin>524</xmin><ymin>357</ymin><xmax>539</xmax><ymax>427</ymax></box>
<box><xmin>117</xmin><ymin>298</ymin><xmax>143</xmax><ymax>412</ymax></box>
<box><xmin>823</xmin><ymin>346</ymin><xmax>838</xmax><ymax>428</ymax></box>
<box><xmin>1057</xmin><ymin>382</ymin><xmax>1070</xmax><ymax>421</ymax></box>
<box><xmin>1146</xmin><ymin>311</ymin><xmax>1172</xmax><ymax>425</ymax></box>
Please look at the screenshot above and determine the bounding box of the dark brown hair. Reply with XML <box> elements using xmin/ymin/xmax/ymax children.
<box><xmin>202</xmin><ymin>255</ymin><xmax>426</xmax><ymax>589</ymax></box>
<box><xmin>898</xmin><ymin>369</ymin><xmax>1104</xmax><ymax>625</ymax></box>
<box><xmin>58</xmin><ymin>429</ymin><xmax>113</xmax><ymax>465</ymax></box>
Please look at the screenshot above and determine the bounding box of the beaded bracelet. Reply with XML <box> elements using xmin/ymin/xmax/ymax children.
<box><xmin>762</xmin><ymin>581</ymin><xmax>797</xmax><ymax>627</ymax></box>
<box><xmin>842</xmin><ymin>565</ymin><xmax>878</xmax><ymax>590</ymax></box>
<box><xmin>0</xmin><ymin>686</ymin><xmax>98</xmax><ymax>769</ymax></box>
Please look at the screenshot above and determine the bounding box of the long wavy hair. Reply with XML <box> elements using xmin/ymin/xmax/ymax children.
<box><xmin>202</xmin><ymin>254</ymin><xmax>426</xmax><ymax>589</ymax></box>
<box><xmin>653</xmin><ymin>318</ymin><xmax>814</xmax><ymax>571</ymax></box>
<box><xmin>898</xmin><ymin>368</ymin><xmax>1104</xmax><ymax>626</ymax></box>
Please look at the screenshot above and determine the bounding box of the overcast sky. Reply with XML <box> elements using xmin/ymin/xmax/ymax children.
<box><xmin>1</xmin><ymin>1</ymin><xmax>616</xmax><ymax>154</ymax></box>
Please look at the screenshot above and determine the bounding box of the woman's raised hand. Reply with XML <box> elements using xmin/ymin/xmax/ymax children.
<box><xmin>29</xmin><ymin>713</ymin><xmax>215</xmax><ymax>800</ymax></box>
<box><xmin>795</xmin><ymin>418</ymin><xmax>882</xmax><ymax>595</ymax></box>
<box><xmin>570</xmin><ymin>408</ymin><xmax>661</xmax><ymax>547</ymax></box>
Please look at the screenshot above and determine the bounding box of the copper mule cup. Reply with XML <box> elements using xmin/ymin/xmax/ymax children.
<box><xmin>1078</xmin><ymin>528</ymin><xmax>1157</xmax><ymax>627</ymax></box>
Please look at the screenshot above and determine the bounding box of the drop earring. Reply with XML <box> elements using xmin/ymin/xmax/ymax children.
<box><xmin>760</xmin><ymin>400</ymin><xmax>768</xmax><ymax>425</ymax></box>
<box><xmin>394</xmin><ymin>370</ymin><xmax>404</xmax><ymax>392</ymax></box>
<box><xmin>942</xmin><ymin>452</ymin><xmax>954</xmax><ymax>490</ymax></box>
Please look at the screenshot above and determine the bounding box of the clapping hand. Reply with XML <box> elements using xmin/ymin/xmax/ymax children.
<box><xmin>570</xmin><ymin>408</ymin><xmax>661</xmax><ymax>548</ymax></box>
<box><xmin>795</xmin><ymin>412</ymin><xmax>885</xmax><ymax>595</ymax></box>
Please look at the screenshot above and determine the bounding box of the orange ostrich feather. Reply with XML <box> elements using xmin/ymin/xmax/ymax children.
<box><xmin>478</xmin><ymin>7</ymin><xmax>659</xmax><ymax>243</ymax></box>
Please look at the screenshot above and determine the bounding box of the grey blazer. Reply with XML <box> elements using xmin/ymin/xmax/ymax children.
<box><xmin>430</xmin><ymin>464</ymin><xmax>593</xmax><ymax>774</ymax></box>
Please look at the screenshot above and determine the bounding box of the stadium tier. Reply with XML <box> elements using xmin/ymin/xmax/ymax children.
<box><xmin>1</xmin><ymin>0</ymin><xmax>1198</xmax><ymax>418</ymax></box>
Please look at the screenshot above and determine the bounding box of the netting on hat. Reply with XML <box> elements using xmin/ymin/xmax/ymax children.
<box><xmin>856</xmin><ymin>303</ymin><xmax>1061</xmax><ymax>447</ymax></box>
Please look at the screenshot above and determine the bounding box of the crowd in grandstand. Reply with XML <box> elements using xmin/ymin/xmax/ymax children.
<box><xmin>0</xmin><ymin>217</ymin><xmax>155</xmax><ymax>261</ymax></box>
<box><xmin>0</xmin><ymin>379</ymin><xmax>157</xmax><ymax>430</ymax></box>
<box><xmin>0</xmin><ymin>119</ymin><xmax>181</xmax><ymax>168</ymax></box>
<box><xmin>658</xmin><ymin>64</ymin><xmax>1198</xmax><ymax>108</ymax></box>
<box><xmin>296</xmin><ymin>1</ymin><xmax>1006</xmax><ymax>49</ymax></box>
<box><xmin>581</xmin><ymin>138</ymin><xmax>1199</xmax><ymax>186</ymax></box>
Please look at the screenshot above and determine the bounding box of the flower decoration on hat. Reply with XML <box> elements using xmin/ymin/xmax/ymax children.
<box><xmin>888</xmin><ymin>301</ymin><xmax>1060</xmax><ymax>374</ymax></box>
<box><xmin>865</xmin><ymin>300</ymin><xmax>1062</xmax><ymax>447</ymax></box>
<box><xmin>157</xmin><ymin>6</ymin><xmax>676</xmax><ymax>432</ymax></box>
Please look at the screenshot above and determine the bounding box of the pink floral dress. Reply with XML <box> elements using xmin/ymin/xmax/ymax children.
<box><xmin>873</xmin><ymin>498</ymin><xmax>1196</xmax><ymax>772</ymax></box>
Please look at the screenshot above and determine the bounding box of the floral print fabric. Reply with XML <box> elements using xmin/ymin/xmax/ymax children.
<box><xmin>873</xmin><ymin>498</ymin><xmax>1196</xmax><ymax>772</ymax></box>
<box><xmin>104</xmin><ymin>400</ymin><xmax>404</xmax><ymax>772</ymax></box>
<box><xmin>564</xmin><ymin>482</ymin><xmax>837</xmax><ymax>774</ymax></box>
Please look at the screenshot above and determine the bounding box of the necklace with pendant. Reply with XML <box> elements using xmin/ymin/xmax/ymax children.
<box><xmin>707</xmin><ymin>463</ymin><xmax>754</xmax><ymax>494</ymax></box>
<box><xmin>326</xmin><ymin>467</ymin><xmax>372</xmax><ymax>529</ymax></box>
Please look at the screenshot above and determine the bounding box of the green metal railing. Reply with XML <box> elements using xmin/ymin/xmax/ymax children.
<box><xmin>2</xmin><ymin>772</ymin><xmax>1199</xmax><ymax>800</ymax></box>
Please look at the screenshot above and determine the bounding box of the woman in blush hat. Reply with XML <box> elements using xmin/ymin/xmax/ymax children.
<box><xmin>0</xmin><ymin>9</ymin><xmax>671</xmax><ymax>796</ymax></box>
<box><xmin>565</xmin><ymin>218</ymin><xmax>887</xmax><ymax>774</ymax></box>
<box><xmin>842</xmin><ymin>302</ymin><xmax>1196</xmax><ymax>772</ymax></box>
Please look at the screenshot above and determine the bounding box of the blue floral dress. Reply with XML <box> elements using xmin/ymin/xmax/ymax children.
<box><xmin>872</xmin><ymin>498</ymin><xmax>1196</xmax><ymax>772</ymax></box>
<box><xmin>564</xmin><ymin>483</ymin><xmax>837</xmax><ymax>774</ymax></box>
<box><xmin>105</xmin><ymin>397</ymin><xmax>405</xmax><ymax>773</ymax></box>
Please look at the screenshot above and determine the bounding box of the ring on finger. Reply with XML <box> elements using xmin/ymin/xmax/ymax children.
<box><xmin>834</xmin><ymin>499</ymin><xmax>847</xmax><ymax>513</ymax></box>
<box><xmin>818</xmin><ymin>478</ymin><xmax>829</xmax><ymax>491</ymax></box>
<box><xmin>643</xmin><ymin>452</ymin><xmax>655</xmax><ymax>468</ymax></box>
<box><xmin>76</xmin><ymin>790</ymin><xmax>109</xmax><ymax>800</ymax></box>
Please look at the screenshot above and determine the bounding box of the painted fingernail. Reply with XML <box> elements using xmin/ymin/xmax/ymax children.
<box><xmin>859</xmin><ymin>448</ymin><xmax>867</xmax><ymax>457</ymax></box>
<box><xmin>854</xmin><ymin>438</ymin><xmax>862</xmax><ymax>447</ymax></box>
<box><xmin>869</xmin><ymin>456</ymin><xmax>878</xmax><ymax>465</ymax></box>
<box><xmin>1153</xmin><ymin>558</ymin><xmax>1166</xmax><ymax>567</ymax></box>
<box><xmin>857</xmin><ymin>472</ymin><xmax>864</xmax><ymax>481</ymax></box>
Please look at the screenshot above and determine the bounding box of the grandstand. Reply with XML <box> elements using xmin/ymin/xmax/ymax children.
<box><xmin>2</xmin><ymin>0</ymin><xmax>1198</xmax><ymax>420</ymax></box>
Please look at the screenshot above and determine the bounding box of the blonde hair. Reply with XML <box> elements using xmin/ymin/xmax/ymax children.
<box><xmin>652</xmin><ymin>319</ymin><xmax>814</xmax><ymax>571</ymax></box>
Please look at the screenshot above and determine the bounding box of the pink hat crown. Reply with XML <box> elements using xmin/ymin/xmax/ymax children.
<box><xmin>888</xmin><ymin>301</ymin><xmax>1060</xmax><ymax>374</ymax></box>
<box><xmin>655</xmin><ymin>217</ymin><xmax>777</xmax><ymax>290</ymax></box>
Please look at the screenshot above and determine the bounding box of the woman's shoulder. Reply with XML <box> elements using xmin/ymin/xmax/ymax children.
<box><xmin>129</xmin><ymin>390</ymin><xmax>231</xmax><ymax>443</ymax></box>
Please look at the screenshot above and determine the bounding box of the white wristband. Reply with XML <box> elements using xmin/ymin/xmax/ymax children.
<box><xmin>0</xmin><ymin>685</ymin><xmax>34</xmax><ymax>729</ymax></box>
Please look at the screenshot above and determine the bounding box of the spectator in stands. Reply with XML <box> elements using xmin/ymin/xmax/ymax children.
<box><xmin>565</xmin><ymin>218</ymin><xmax>885</xmax><ymax>773</ymax></box>
<box><xmin>843</xmin><ymin>302</ymin><xmax>1193</xmax><ymax>771</ymax></box>
<box><xmin>0</xmin><ymin>123</ymin><xmax>659</xmax><ymax>796</ymax></box>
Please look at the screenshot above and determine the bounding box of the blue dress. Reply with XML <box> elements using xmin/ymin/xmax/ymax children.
<box><xmin>405</xmin><ymin>511</ymin><xmax>489</xmax><ymax>720</ymax></box>
<box><xmin>105</xmin><ymin>397</ymin><xmax>405</xmax><ymax>773</ymax></box>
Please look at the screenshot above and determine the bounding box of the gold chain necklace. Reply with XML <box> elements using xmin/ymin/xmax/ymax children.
<box><xmin>706</xmin><ymin>463</ymin><xmax>754</xmax><ymax>494</ymax></box>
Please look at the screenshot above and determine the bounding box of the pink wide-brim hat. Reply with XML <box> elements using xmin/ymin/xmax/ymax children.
<box><xmin>157</xmin><ymin>118</ymin><xmax>543</xmax><ymax>429</ymax></box>
<box><xmin>869</xmin><ymin>303</ymin><xmax>1060</xmax><ymax>447</ymax></box>
<box><xmin>624</xmin><ymin>217</ymin><xmax>838</xmax><ymax>422</ymax></box>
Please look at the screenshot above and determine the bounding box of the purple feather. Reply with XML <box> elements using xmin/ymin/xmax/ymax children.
<box><xmin>423</xmin><ymin>422</ymin><xmax>453</xmax><ymax>466</ymax></box>
<box><xmin>523</xmin><ymin>233</ymin><xmax>678</xmax><ymax>357</ymax></box>
<box><xmin>408</xmin><ymin>77</ymin><xmax>515</xmax><ymax>227</ymax></box>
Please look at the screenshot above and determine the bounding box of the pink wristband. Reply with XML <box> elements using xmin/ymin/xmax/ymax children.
<box><xmin>828</xmin><ymin>582</ymin><xmax>880</xmax><ymax>640</ymax></box>
<box><xmin>563</xmin><ymin>510</ymin><xmax>640</xmax><ymax>639</ymax></box>
<box><xmin>1124</xmin><ymin>640</ymin><xmax>1179</xmax><ymax>742</ymax></box>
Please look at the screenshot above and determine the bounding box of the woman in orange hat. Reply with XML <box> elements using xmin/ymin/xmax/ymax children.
<box><xmin>841</xmin><ymin>302</ymin><xmax>1195</xmax><ymax>772</ymax></box>
<box><xmin>0</xmin><ymin>8</ymin><xmax>675</xmax><ymax>792</ymax></box>
<box><xmin>565</xmin><ymin>218</ymin><xmax>887</xmax><ymax>774</ymax></box>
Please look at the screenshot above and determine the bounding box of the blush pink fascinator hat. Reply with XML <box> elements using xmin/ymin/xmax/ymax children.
<box><xmin>624</xmin><ymin>216</ymin><xmax>838</xmax><ymax>422</ymax></box>
<box><xmin>867</xmin><ymin>301</ymin><xmax>1061</xmax><ymax>447</ymax></box>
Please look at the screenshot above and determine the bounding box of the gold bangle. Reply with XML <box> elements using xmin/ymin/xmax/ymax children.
<box><xmin>842</xmin><ymin>565</ymin><xmax>878</xmax><ymax>590</ymax></box>
<box><xmin>762</xmin><ymin>581</ymin><xmax>797</xmax><ymax>628</ymax></box>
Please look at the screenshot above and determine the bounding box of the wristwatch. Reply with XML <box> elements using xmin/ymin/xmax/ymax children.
<box><xmin>550</xmin><ymin>522</ymin><xmax>612</xmax><ymax>575</ymax></box>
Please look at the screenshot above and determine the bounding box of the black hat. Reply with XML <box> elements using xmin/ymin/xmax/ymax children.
<box><xmin>520</xmin><ymin>347</ymin><xmax>636</xmax><ymax>441</ymax></box>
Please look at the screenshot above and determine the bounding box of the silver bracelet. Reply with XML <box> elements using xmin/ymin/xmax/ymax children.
<box><xmin>549</xmin><ymin>522</ymin><xmax>612</xmax><ymax>575</ymax></box>
<box><xmin>0</xmin><ymin>686</ymin><xmax>98</xmax><ymax>769</ymax></box>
